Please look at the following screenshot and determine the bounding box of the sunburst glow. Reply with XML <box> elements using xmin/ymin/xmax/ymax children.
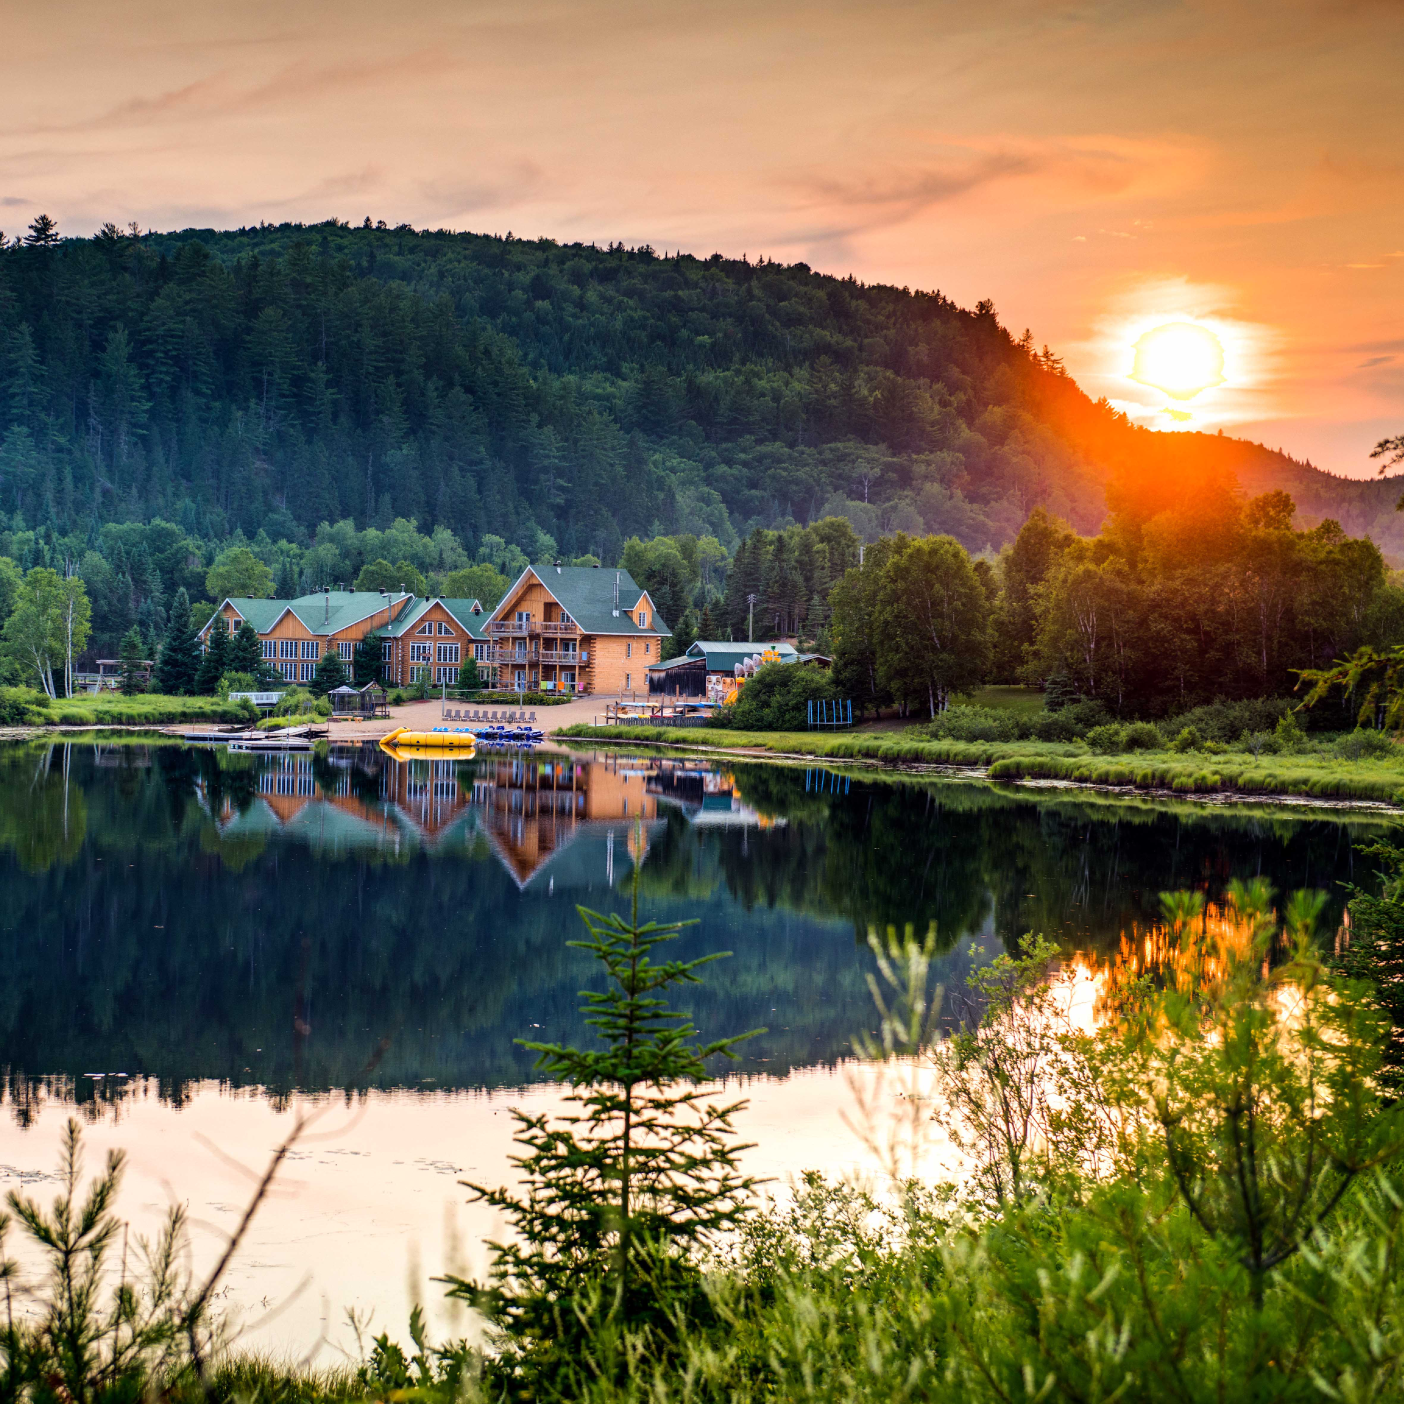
<box><xmin>1130</xmin><ymin>321</ymin><xmax>1226</xmax><ymax>400</ymax></box>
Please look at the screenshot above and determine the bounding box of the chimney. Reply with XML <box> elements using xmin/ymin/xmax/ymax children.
<box><xmin>613</xmin><ymin>571</ymin><xmax>620</xmax><ymax>617</ymax></box>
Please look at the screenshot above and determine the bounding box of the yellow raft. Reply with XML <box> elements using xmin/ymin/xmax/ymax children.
<box><xmin>379</xmin><ymin>726</ymin><xmax>477</xmax><ymax>760</ymax></box>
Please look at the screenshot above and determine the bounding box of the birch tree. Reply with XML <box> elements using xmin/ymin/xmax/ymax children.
<box><xmin>3</xmin><ymin>568</ymin><xmax>67</xmax><ymax>697</ymax></box>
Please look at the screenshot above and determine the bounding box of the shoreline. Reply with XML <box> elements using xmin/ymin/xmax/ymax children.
<box><xmin>554</xmin><ymin>724</ymin><xmax>1404</xmax><ymax>815</ymax></box>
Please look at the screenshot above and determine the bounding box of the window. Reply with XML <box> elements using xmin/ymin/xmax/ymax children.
<box><xmin>644</xmin><ymin>641</ymin><xmax>650</xmax><ymax>655</ymax></box>
<box><xmin>625</xmin><ymin>673</ymin><xmax>631</xmax><ymax>690</ymax></box>
<box><xmin>409</xmin><ymin>665</ymin><xmax>428</xmax><ymax>682</ymax></box>
<box><xmin>473</xmin><ymin>643</ymin><xmax>486</xmax><ymax>661</ymax></box>
<box><xmin>338</xmin><ymin>641</ymin><xmax>353</xmax><ymax>660</ymax></box>
<box><xmin>435</xmin><ymin>666</ymin><xmax>459</xmax><ymax>684</ymax></box>
<box><xmin>637</xmin><ymin>611</ymin><xmax>647</xmax><ymax>628</ymax></box>
<box><xmin>560</xmin><ymin>611</ymin><xmax>573</xmax><ymax>626</ymax></box>
<box><xmin>410</xmin><ymin>643</ymin><xmax>432</xmax><ymax>662</ymax></box>
<box><xmin>436</xmin><ymin>643</ymin><xmax>460</xmax><ymax>664</ymax></box>
<box><xmin>301</xmin><ymin>640</ymin><xmax>318</xmax><ymax>660</ymax></box>
<box><xmin>300</xmin><ymin>662</ymin><xmax>313</xmax><ymax>682</ymax></box>
<box><xmin>281</xmin><ymin>661</ymin><xmax>296</xmax><ymax>681</ymax></box>
<box><xmin>381</xmin><ymin>641</ymin><xmax>393</xmax><ymax>662</ymax></box>
<box><xmin>626</xmin><ymin>641</ymin><xmax>632</xmax><ymax>658</ymax></box>
<box><xmin>262</xmin><ymin>640</ymin><xmax>276</xmax><ymax>659</ymax></box>
<box><xmin>515</xmin><ymin>611</ymin><xmax>531</xmax><ymax>624</ymax></box>
<box><xmin>415</xmin><ymin>621</ymin><xmax>434</xmax><ymax>636</ymax></box>
<box><xmin>437</xmin><ymin>621</ymin><xmax>453</xmax><ymax>636</ymax></box>
<box><xmin>227</xmin><ymin>617</ymin><xmax>236</xmax><ymax>634</ymax></box>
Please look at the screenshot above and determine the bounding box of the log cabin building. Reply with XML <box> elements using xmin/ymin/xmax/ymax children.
<box><xmin>200</xmin><ymin>565</ymin><xmax>670</xmax><ymax>695</ymax></box>
<box><xmin>478</xmin><ymin>565</ymin><xmax>670</xmax><ymax>695</ymax></box>
<box><xmin>199</xmin><ymin>589</ymin><xmax>491</xmax><ymax>687</ymax></box>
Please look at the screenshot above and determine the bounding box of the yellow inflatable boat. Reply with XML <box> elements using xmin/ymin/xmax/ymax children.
<box><xmin>379</xmin><ymin>726</ymin><xmax>478</xmax><ymax>759</ymax></box>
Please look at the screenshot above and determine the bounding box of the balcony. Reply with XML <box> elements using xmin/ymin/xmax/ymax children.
<box><xmin>488</xmin><ymin>621</ymin><xmax>530</xmax><ymax>637</ymax></box>
<box><xmin>538</xmin><ymin>648</ymin><xmax>584</xmax><ymax>665</ymax></box>
<box><xmin>540</xmin><ymin>620</ymin><xmax>580</xmax><ymax>636</ymax></box>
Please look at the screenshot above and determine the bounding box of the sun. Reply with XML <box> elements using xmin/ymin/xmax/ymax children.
<box><xmin>1129</xmin><ymin>322</ymin><xmax>1226</xmax><ymax>400</ymax></box>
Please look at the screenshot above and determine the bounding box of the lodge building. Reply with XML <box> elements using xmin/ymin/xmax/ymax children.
<box><xmin>199</xmin><ymin>565</ymin><xmax>669</xmax><ymax>695</ymax></box>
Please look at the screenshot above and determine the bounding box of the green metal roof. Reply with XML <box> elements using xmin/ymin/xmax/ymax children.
<box><xmin>685</xmin><ymin>641</ymin><xmax>799</xmax><ymax>670</ymax></box>
<box><xmin>438</xmin><ymin>599</ymin><xmax>490</xmax><ymax>638</ymax></box>
<box><xmin>203</xmin><ymin>592</ymin><xmax>494</xmax><ymax>640</ymax></box>
<box><xmin>203</xmin><ymin>592</ymin><xmax>415</xmax><ymax>638</ymax></box>
<box><xmin>492</xmin><ymin>567</ymin><xmax>672</xmax><ymax>636</ymax></box>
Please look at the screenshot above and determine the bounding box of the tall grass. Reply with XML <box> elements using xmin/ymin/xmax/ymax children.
<box><xmin>558</xmin><ymin>724</ymin><xmax>1404</xmax><ymax>804</ymax></box>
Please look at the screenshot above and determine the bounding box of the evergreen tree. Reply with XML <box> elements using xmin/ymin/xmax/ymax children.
<box><xmin>352</xmin><ymin>631</ymin><xmax>383</xmax><ymax>686</ymax></box>
<box><xmin>117</xmin><ymin>625</ymin><xmax>146</xmax><ymax>695</ymax></box>
<box><xmin>662</xmin><ymin>608</ymin><xmax>697</xmax><ymax>661</ymax></box>
<box><xmin>193</xmin><ymin>621</ymin><xmax>228</xmax><ymax>695</ymax></box>
<box><xmin>698</xmin><ymin>602</ymin><xmax>719</xmax><ymax>641</ymax></box>
<box><xmin>311</xmin><ymin>642</ymin><xmax>348</xmax><ymax>696</ymax></box>
<box><xmin>452</xmin><ymin>852</ymin><xmax>761</xmax><ymax>1387</ymax></box>
<box><xmin>273</xmin><ymin>555</ymin><xmax>299</xmax><ymax>598</ymax></box>
<box><xmin>458</xmin><ymin>656</ymin><xmax>482</xmax><ymax>690</ymax></box>
<box><xmin>153</xmin><ymin>588</ymin><xmax>199</xmax><ymax>695</ymax></box>
<box><xmin>227</xmin><ymin>620</ymin><xmax>263</xmax><ymax>677</ymax></box>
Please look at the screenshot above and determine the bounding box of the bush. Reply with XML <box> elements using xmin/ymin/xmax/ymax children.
<box><xmin>1333</xmin><ymin>727</ymin><xmax>1397</xmax><ymax>761</ymax></box>
<box><xmin>714</xmin><ymin>663</ymin><xmax>835</xmax><ymax>731</ymax></box>
<box><xmin>0</xmin><ymin>685</ymin><xmax>51</xmax><ymax>725</ymax></box>
<box><xmin>1169</xmin><ymin>725</ymin><xmax>1202</xmax><ymax>753</ymax></box>
<box><xmin>1122</xmin><ymin>721</ymin><xmax>1162</xmax><ymax>751</ymax></box>
<box><xmin>1164</xmin><ymin>697</ymin><xmax>1291</xmax><ymax>744</ymax></box>
<box><xmin>271</xmin><ymin>686</ymin><xmax>316</xmax><ymax>717</ymax></box>
<box><xmin>925</xmin><ymin>705</ymin><xmax>1021</xmax><ymax>743</ymax></box>
<box><xmin>1085</xmin><ymin>723</ymin><xmax>1126</xmax><ymax>754</ymax></box>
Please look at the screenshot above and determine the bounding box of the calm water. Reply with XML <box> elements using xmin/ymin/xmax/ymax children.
<box><xmin>0</xmin><ymin>739</ymin><xmax>1391</xmax><ymax>1351</ymax></box>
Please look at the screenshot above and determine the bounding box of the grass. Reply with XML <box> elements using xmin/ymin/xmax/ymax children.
<box><xmin>959</xmin><ymin>685</ymin><xmax>1045</xmax><ymax>715</ymax></box>
<box><xmin>26</xmin><ymin>693</ymin><xmax>257</xmax><ymax>728</ymax></box>
<box><xmin>255</xmin><ymin>712</ymin><xmax>322</xmax><ymax>732</ymax></box>
<box><xmin>557</xmin><ymin>724</ymin><xmax>1404</xmax><ymax>806</ymax></box>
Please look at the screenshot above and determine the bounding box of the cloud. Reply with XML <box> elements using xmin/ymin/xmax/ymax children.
<box><xmin>0</xmin><ymin>196</ymin><xmax>30</xmax><ymax>208</ymax></box>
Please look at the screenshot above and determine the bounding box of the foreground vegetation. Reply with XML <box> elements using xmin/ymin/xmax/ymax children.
<box><xmin>8</xmin><ymin>833</ymin><xmax>1404</xmax><ymax>1402</ymax></box>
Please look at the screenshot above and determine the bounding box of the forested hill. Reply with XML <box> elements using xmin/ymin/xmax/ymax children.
<box><xmin>1</xmin><ymin>217</ymin><xmax>1399</xmax><ymax>562</ymax></box>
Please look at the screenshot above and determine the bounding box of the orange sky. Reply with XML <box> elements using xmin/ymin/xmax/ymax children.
<box><xmin>3</xmin><ymin>0</ymin><xmax>1401</xmax><ymax>474</ymax></box>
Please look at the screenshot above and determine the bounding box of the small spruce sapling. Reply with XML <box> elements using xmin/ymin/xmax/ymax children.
<box><xmin>451</xmin><ymin>833</ymin><xmax>763</xmax><ymax>1374</ymax></box>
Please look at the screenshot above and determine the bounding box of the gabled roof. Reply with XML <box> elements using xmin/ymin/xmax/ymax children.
<box><xmin>200</xmin><ymin>591</ymin><xmax>414</xmax><ymax>638</ymax></box>
<box><xmin>488</xmin><ymin>566</ymin><xmax>671</xmax><ymax>636</ymax></box>
<box><xmin>438</xmin><ymin>598</ymin><xmax>490</xmax><ymax>639</ymax></box>
<box><xmin>685</xmin><ymin>641</ymin><xmax>800</xmax><ymax>671</ymax></box>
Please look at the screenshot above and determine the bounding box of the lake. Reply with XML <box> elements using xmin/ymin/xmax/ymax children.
<box><xmin>0</xmin><ymin>738</ymin><xmax>1389</xmax><ymax>1355</ymax></box>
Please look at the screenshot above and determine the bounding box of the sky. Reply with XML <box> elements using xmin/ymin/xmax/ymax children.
<box><xmin>3</xmin><ymin>0</ymin><xmax>1401</xmax><ymax>475</ymax></box>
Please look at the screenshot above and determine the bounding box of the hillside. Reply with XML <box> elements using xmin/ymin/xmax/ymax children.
<box><xmin>1</xmin><ymin>217</ymin><xmax>1399</xmax><ymax>561</ymax></box>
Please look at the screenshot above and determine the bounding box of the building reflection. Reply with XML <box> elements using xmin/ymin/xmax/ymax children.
<box><xmin>197</xmin><ymin>746</ymin><xmax>778</xmax><ymax>886</ymax></box>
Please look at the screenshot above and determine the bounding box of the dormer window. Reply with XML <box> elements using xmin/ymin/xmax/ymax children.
<box><xmin>637</xmin><ymin>611</ymin><xmax>647</xmax><ymax>628</ymax></box>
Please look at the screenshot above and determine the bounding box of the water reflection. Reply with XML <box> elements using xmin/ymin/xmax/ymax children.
<box><xmin>0</xmin><ymin>739</ymin><xmax>1390</xmax><ymax>1121</ymax></box>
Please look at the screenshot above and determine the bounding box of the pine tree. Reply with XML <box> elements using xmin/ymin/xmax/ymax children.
<box><xmin>311</xmin><ymin>642</ymin><xmax>348</xmax><ymax>695</ymax></box>
<box><xmin>117</xmin><ymin>625</ymin><xmax>146</xmax><ymax>695</ymax></box>
<box><xmin>353</xmin><ymin>631</ymin><xmax>383</xmax><ymax>685</ymax></box>
<box><xmin>153</xmin><ymin>588</ymin><xmax>199</xmax><ymax>695</ymax></box>
<box><xmin>273</xmin><ymin>555</ymin><xmax>299</xmax><ymax>598</ymax></box>
<box><xmin>227</xmin><ymin>620</ymin><xmax>263</xmax><ymax>677</ymax></box>
<box><xmin>193</xmin><ymin>622</ymin><xmax>228</xmax><ymax>695</ymax></box>
<box><xmin>452</xmin><ymin>848</ymin><xmax>761</xmax><ymax>1384</ymax></box>
<box><xmin>698</xmin><ymin>602</ymin><xmax>718</xmax><ymax>641</ymax></box>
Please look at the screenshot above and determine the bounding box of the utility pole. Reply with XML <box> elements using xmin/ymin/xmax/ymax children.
<box><xmin>746</xmin><ymin>593</ymin><xmax>757</xmax><ymax>644</ymax></box>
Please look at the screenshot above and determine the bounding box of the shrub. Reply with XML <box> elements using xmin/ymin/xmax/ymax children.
<box><xmin>714</xmin><ymin>662</ymin><xmax>835</xmax><ymax>731</ymax></box>
<box><xmin>1170</xmin><ymin>725</ymin><xmax>1202</xmax><ymax>753</ymax></box>
<box><xmin>925</xmin><ymin>705</ymin><xmax>1021</xmax><ymax>743</ymax></box>
<box><xmin>0</xmin><ymin>685</ymin><xmax>50</xmax><ymax>725</ymax></box>
<box><xmin>1165</xmin><ymin>697</ymin><xmax>1291</xmax><ymax>744</ymax></box>
<box><xmin>1121</xmin><ymin>721</ymin><xmax>1162</xmax><ymax>751</ymax></box>
<box><xmin>1274</xmin><ymin>710</ymin><xmax>1309</xmax><ymax>754</ymax></box>
<box><xmin>256</xmin><ymin>712</ymin><xmax>321</xmax><ymax>731</ymax></box>
<box><xmin>1333</xmin><ymin>727</ymin><xmax>1397</xmax><ymax>761</ymax></box>
<box><xmin>1085</xmin><ymin>723</ymin><xmax>1126</xmax><ymax>754</ymax></box>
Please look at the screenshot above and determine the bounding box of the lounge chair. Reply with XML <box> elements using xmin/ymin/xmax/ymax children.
<box><xmin>529</xmin><ymin>711</ymin><xmax>537</xmax><ymax>723</ymax></box>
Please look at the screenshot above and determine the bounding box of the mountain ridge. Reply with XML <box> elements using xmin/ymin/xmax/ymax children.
<box><xmin>0</xmin><ymin>218</ymin><xmax>1398</xmax><ymax>560</ymax></box>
